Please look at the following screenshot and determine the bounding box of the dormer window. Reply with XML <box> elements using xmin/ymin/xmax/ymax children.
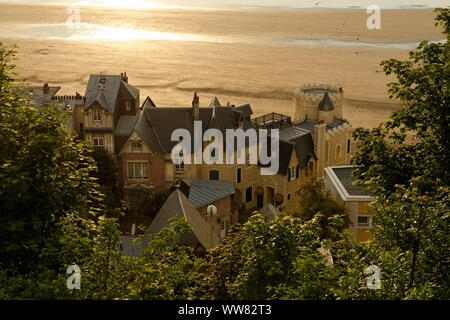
<box><xmin>131</xmin><ymin>141</ymin><xmax>142</xmax><ymax>151</ymax></box>
<box><xmin>93</xmin><ymin>110</ymin><xmax>101</xmax><ymax>121</ymax></box>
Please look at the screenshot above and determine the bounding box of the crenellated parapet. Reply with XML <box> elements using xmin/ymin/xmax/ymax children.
<box><xmin>294</xmin><ymin>83</ymin><xmax>344</xmax><ymax>124</ymax></box>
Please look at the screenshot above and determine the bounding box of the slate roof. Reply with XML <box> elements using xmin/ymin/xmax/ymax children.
<box><xmin>295</xmin><ymin>119</ymin><xmax>348</xmax><ymax>132</ymax></box>
<box><xmin>188</xmin><ymin>179</ymin><xmax>235</xmax><ymax>208</ymax></box>
<box><xmin>318</xmin><ymin>92</ymin><xmax>334</xmax><ymax>111</ymax></box>
<box><xmin>20</xmin><ymin>85</ymin><xmax>61</xmax><ymax>108</ymax></box>
<box><xmin>134</xmin><ymin>102</ymin><xmax>252</xmax><ymax>155</ymax></box>
<box><xmin>331</xmin><ymin>167</ymin><xmax>367</xmax><ymax>197</ymax></box>
<box><xmin>147</xmin><ymin>190</ymin><xmax>220</xmax><ymax>250</ymax></box>
<box><xmin>84</xmin><ymin>75</ymin><xmax>139</xmax><ymax>112</ymax></box>
<box><xmin>115</xmin><ymin>115</ymin><xmax>139</xmax><ymax>136</ymax></box>
<box><xmin>141</xmin><ymin>96</ymin><xmax>157</xmax><ymax>109</ymax></box>
<box><xmin>234</xmin><ymin>104</ymin><xmax>253</xmax><ymax>118</ymax></box>
<box><xmin>170</xmin><ymin>179</ymin><xmax>235</xmax><ymax>208</ymax></box>
<box><xmin>115</xmin><ymin>114</ymin><xmax>140</xmax><ymax>154</ymax></box>
<box><xmin>209</xmin><ymin>96</ymin><xmax>221</xmax><ymax>107</ymax></box>
<box><xmin>279</xmin><ymin>126</ymin><xmax>310</xmax><ymax>141</ymax></box>
<box><xmin>277</xmin><ymin>125</ymin><xmax>317</xmax><ymax>172</ymax></box>
<box><xmin>325</xmin><ymin>166</ymin><xmax>375</xmax><ymax>202</ymax></box>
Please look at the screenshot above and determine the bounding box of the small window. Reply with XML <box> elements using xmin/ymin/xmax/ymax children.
<box><xmin>296</xmin><ymin>165</ymin><xmax>300</xmax><ymax>179</ymax></box>
<box><xmin>358</xmin><ymin>216</ymin><xmax>371</xmax><ymax>228</ymax></box>
<box><xmin>237</xmin><ymin>168</ymin><xmax>242</xmax><ymax>184</ymax></box>
<box><xmin>175</xmin><ymin>157</ymin><xmax>184</xmax><ymax>174</ymax></box>
<box><xmin>209</xmin><ymin>170</ymin><xmax>219</xmax><ymax>180</ymax></box>
<box><xmin>93</xmin><ymin>137</ymin><xmax>104</xmax><ymax>147</ymax></box>
<box><xmin>220</xmin><ymin>221</ymin><xmax>225</xmax><ymax>230</ymax></box>
<box><xmin>287</xmin><ymin>193</ymin><xmax>291</xmax><ymax>200</ymax></box>
<box><xmin>131</xmin><ymin>141</ymin><xmax>142</xmax><ymax>151</ymax></box>
<box><xmin>126</xmin><ymin>100</ymin><xmax>132</xmax><ymax>111</ymax></box>
<box><xmin>245</xmin><ymin>187</ymin><xmax>252</xmax><ymax>203</ymax></box>
<box><xmin>93</xmin><ymin>110</ymin><xmax>101</xmax><ymax>121</ymax></box>
<box><xmin>347</xmin><ymin>139</ymin><xmax>351</xmax><ymax>154</ymax></box>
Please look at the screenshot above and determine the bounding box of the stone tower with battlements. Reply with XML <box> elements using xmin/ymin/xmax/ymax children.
<box><xmin>294</xmin><ymin>83</ymin><xmax>344</xmax><ymax>124</ymax></box>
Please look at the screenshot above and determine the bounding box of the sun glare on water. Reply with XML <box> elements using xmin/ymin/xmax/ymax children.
<box><xmin>68</xmin><ymin>23</ymin><xmax>200</xmax><ymax>41</ymax></box>
<box><xmin>93</xmin><ymin>0</ymin><xmax>177</xmax><ymax>9</ymax></box>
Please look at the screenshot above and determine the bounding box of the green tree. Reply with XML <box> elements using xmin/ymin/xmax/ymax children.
<box><xmin>0</xmin><ymin>44</ymin><xmax>101</xmax><ymax>272</ymax></box>
<box><xmin>287</xmin><ymin>176</ymin><xmax>350</xmax><ymax>240</ymax></box>
<box><xmin>351</xmin><ymin>8</ymin><xmax>450</xmax><ymax>298</ymax></box>
<box><xmin>90</xmin><ymin>147</ymin><xmax>122</xmax><ymax>216</ymax></box>
<box><xmin>127</xmin><ymin>217</ymin><xmax>204</xmax><ymax>300</ymax></box>
<box><xmin>136</xmin><ymin>189</ymin><xmax>171</xmax><ymax>220</ymax></box>
<box><xmin>201</xmin><ymin>214</ymin><xmax>338</xmax><ymax>300</ymax></box>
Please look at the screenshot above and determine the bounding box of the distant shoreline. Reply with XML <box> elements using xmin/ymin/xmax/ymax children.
<box><xmin>0</xmin><ymin>2</ymin><xmax>446</xmax><ymax>12</ymax></box>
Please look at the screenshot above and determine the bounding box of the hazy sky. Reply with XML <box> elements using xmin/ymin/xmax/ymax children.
<box><xmin>0</xmin><ymin>0</ymin><xmax>449</xmax><ymax>9</ymax></box>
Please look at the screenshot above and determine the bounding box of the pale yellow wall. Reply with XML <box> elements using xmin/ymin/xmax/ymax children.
<box><xmin>344</xmin><ymin>201</ymin><xmax>374</xmax><ymax>242</ymax></box>
<box><xmin>325</xmin><ymin>127</ymin><xmax>352</xmax><ymax>168</ymax></box>
<box><xmin>357</xmin><ymin>229</ymin><xmax>372</xmax><ymax>242</ymax></box>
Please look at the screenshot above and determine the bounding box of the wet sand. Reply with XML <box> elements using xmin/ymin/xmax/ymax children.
<box><xmin>0</xmin><ymin>4</ymin><xmax>444</xmax><ymax>128</ymax></box>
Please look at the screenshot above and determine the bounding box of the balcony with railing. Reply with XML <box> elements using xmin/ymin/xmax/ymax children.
<box><xmin>251</xmin><ymin>112</ymin><xmax>292</xmax><ymax>129</ymax></box>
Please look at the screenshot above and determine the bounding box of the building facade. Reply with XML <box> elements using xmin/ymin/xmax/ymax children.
<box><xmin>324</xmin><ymin>166</ymin><xmax>375</xmax><ymax>242</ymax></box>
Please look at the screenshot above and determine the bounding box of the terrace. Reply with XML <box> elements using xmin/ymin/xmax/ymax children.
<box><xmin>251</xmin><ymin>112</ymin><xmax>292</xmax><ymax>130</ymax></box>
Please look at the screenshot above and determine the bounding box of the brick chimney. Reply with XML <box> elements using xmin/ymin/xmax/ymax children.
<box><xmin>192</xmin><ymin>92</ymin><xmax>200</xmax><ymax>121</ymax></box>
<box><xmin>43</xmin><ymin>82</ymin><xmax>49</xmax><ymax>95</ymax></box>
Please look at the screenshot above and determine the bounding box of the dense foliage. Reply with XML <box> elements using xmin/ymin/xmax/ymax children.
<box><xmin>351</xmin><ymin>8</ymin><xmax>450</xmax><ymax>298</ymax></box>
<box><xmin>0</xmin><ymin>8</ymin><xmax>448</xmax><ymax>300</ymax></box>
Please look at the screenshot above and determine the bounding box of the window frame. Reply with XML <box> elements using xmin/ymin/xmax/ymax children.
<box><xmin>93</xmin><ymin>110</ymin><xmax>101</xmax><ymax>121</ymax></box>
<box><xmin>127</xmin><ymin>161</ymin><xmax>149</xmax><ymax>180</ymax></box>
<box><xmin>237</xmin><ymin>167</ymin><xmax>242</xmax><ymax>184</ymax></box>
<box><xmin>174</xmin><ymin>156</ymin><xmax>185</xmax><ymax>174</ymax></box>
<box><xmin>93</xmin><ymin>137</ymin><xmax>104</xmax><ymax>147</ymax></box>
<box><xmin>125</xmin><ymin>100</ymin><xmax>132</xmax><ymax>111</ymax></box>
<box><xmin>357</xmin><ymin>215</ymin><xmax>372</xmax><ymax>229</ymax></box>
<box><xmin>131</xmin><ymin>141</ymin><xmax>142</xmax><ymax>151</ymax></box>
<box><xmin>245</xmin><ymin>186</ymin><xmax>253</xmax><ymax>203</ymax></box>
<box><xmin>209</xmin><ymin>170</ymin><xmax>220</xmax><ymax>180</ymax></box>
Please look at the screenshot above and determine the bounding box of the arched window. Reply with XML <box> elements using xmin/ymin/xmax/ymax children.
<box><xmin>336</xmin><ymin>144</ymin><xmax>341</xmax><ymax>160</ymax></box>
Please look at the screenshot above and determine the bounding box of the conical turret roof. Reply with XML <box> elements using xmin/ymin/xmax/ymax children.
<box><xmin>318</xmin><ymin>92</ymin><xmax>334</xmax><ymax>111</ymax></box>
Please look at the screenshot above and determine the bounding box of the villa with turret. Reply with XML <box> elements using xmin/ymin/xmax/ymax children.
<box><xmin>22</xmin><ymin>75</ymin><xmax>363</xmax><ymax>246</ymax></box>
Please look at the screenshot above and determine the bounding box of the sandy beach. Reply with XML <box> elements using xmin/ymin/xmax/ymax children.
<box><xmin>0</xmin><ymin>4</ymin><xmax>444</xmax><ymax>128</ymax></box>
